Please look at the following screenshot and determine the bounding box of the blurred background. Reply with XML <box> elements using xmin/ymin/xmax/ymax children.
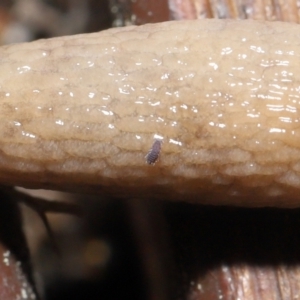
<box><xmin>0</xmin><ymin>0</ymin><xmax>299</xmax><ymax>46</ymax></box>
<box><xmin>1</xmin><ymin>1</ymin><xmax>300</xmax><ymax>300</ymax></box>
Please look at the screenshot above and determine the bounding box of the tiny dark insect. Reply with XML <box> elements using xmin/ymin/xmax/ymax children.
<box><xmin>145</xmin><ymin>139</ymin><xmax>162</xmax><ymax>165</ymax></box>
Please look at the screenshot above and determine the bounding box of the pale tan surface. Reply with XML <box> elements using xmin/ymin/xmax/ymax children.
<box><xmin>1</xmin><ymin>19</ymin><xmax>300</xmax><ymax>206</ymax></box>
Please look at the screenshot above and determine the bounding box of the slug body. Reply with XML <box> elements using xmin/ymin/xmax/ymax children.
<box><xmin>1</xmin><ymin>19</ymin><xmax>300</xmax><ymax>207</ymax></box>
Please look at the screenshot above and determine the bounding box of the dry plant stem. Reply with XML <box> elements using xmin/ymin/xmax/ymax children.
<box><xmin>0</xmin><ymin>189</ymin><xmax>39</xmax><ymax>299</ymax></box>
<box><xmin>187</xmin><ymin>264</ymin><xmax>300</xmax><ymax>299</ymax></box>
<box><xmin>0</xmin><ymin>241</ymin><xmax>37</xmax><ymax>300</ymax></box>
<box><xmin>5</xmin><ymin>187</ymin><xmax>82</xmax><ymax>254</ymax></box>
<box><xmin>127</xmin><ymin>199</ymin><xmax>174</xmax><ymax>300</ymax></box>
<box><xmin>131</xmin><ymin>0</ymin><xmax>170</xmax><ymax>24</ymax></box>
<box><xmin>168</xmin><ymin>0</ymin><xmax>300</xmax><ymax>21</ymax></box>
<box><xmin>166</xmin><ymin>203</ymin><xmax>300</xmax><ymax>300</ymax></box>
<box><xmin>2</xmin><ymin>19</ymin><xmax>300</xmax><ymax>207</ymax></box>
<box><xmin>12</xmin><ymin>189</ymin><xmax>83</xmax><ymax>217</ymax></box>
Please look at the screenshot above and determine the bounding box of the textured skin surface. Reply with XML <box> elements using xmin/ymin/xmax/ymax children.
<box><xmin>1</xmin><ymin>19</ymin><xmax>300</xmax><ymax>206</ymax></box>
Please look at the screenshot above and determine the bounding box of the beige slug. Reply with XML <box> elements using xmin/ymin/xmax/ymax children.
<box><xmin>1</xmin><ymin>19</ymin><xmax>300</xmax><ymax>207</ymax></box>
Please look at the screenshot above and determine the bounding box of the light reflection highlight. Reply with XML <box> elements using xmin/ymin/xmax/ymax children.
<box><xmin>169</xmin><ymin>138</ymin><xmax>182</xmax><ymax>146</ymax></box>
<box><xmin>22</xmin><ymin>131</ymin><xmax>35</xmax><ymax>138</ymax></box>
<box><xmin>269</xmin><ymin>128</ymin><xmax>286</xmax><ymax>133</ymax></box>
<box><xmin>17</xmin><ymin>66</ymin><xmax>31</xmax><ymax>74</ymax></box>
<box><xmin>279</xmin><ymin>117</ymin><xmax>292</xmax><ymax>123</ymax></box>
<box><xmin>55</xmin><ymin>120</ymin><xmax>64</xmax><ymax>126</ymax></box>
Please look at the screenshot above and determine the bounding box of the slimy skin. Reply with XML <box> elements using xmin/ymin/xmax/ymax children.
<box><xmin>1</xmin><ymin>19</ymin><xmax>300</xmax><ymax>207</ymax></box>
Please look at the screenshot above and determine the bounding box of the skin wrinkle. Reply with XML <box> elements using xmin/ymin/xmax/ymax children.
<box><xmin>1</xmin><ymin>19</ymin><xmax>300</xmax><ymax>207</ymax></box>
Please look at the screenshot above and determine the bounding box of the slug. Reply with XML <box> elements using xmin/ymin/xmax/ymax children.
<box><xmin>1</xmin><ymin>19</ymin><xmax>300</xmax><ymax>207</ymax></box>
